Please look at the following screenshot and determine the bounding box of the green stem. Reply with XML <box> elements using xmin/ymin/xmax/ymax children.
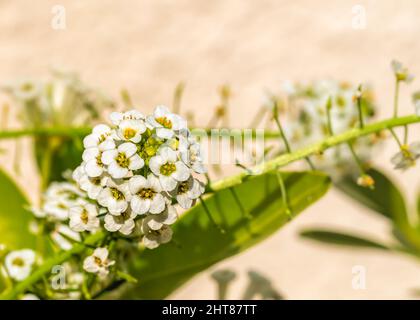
<box><xmin>393</xmin><ymin>79</ymin><xmax>400</xmax><ymax>118</ymax></box>
<box><xmin>210</xmin><ymin>115</ymin><xmax>420</xmax><ymax>191</ymax></box>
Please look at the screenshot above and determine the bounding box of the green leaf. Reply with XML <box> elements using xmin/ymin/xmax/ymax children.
<box><xmin>335</xmin><ymin>168</ymin><xmax>408</xmax><ymax>226</ymax></box>
<box><xmin>122</xmin><ymin>171</ymin><xmax>331</xmax><ymax>299</ymax></box>
<box><xmin>0</xmin><ymin>168</ymin><xmax>36</xmax><ymax>250</ymax></box>
<box><xmin>300</xmin><ymin>229</ymin><xmax>389</xmax><ymax>250</ymax></box>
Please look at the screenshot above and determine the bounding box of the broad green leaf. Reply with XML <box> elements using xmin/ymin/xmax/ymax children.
<box><xmin>0</xmin><ymin>168</ymin><xmax>37</xmax><ymax>250</ymax></box>
<box><xmin>121</xmin><ymin>171</ymin><xmax>331</xmax><ymax>299</ymax></box>
<box><xmin>335</xmin><ymin>168</ymin><xmax>408</xmax><ymax>226</ymax></box>
<box><xmin>300</xmin><ymin>229</ymin><xmax>389</xmax><ymax>250</ymax></box>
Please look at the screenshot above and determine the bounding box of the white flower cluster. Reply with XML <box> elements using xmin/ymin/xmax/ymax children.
<box><xmin>72</xmin><ymin>106</ymin><xmax>206</xmax><ymax>249</ymax></box>
<box><xmin>278</xmin><ymin>80</ymin><xmax>382</xmax><ymax>178</ymax></box>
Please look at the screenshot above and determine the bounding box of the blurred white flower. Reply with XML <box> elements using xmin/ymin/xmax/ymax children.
<box><xmin>83</xmin><ymin>248</ymin><xmax>115</xmax><ymax>278</ymax></box>
<box><xmin>391</xmin><ymin>60</ymin><xmax>414</xmax><ymax>83</ymax></box>
<box><xmin>391</xmin><ymin>142</ymin><xmax>420</xmax><ymax>170</ymax></box>
<box><xmin>5</xmin><ymin>249</ymin><xmax>36</xmax><ymax>281</ymax></box>
<box><xmin>20</xmin><ymin>294</ymin><xmax>40</xmax><ymax>300</ymax></box>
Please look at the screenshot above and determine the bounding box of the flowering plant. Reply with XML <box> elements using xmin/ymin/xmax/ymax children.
<box><xmin>0</xmin><ymin>61</ymin><xmax>419</xmax><ymax>299</ymax></box>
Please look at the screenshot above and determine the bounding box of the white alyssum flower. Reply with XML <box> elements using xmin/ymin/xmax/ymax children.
<box><xmin>97</xmin><ymin>180</ymin><xmax>131</xmax><ymax>215</ymax></box>
<box><xmin>104</xmin><ymin>209</ymin><xmax>137</xmax><ymax>235</ymax></box>
<box><xmin>5</xmin><ymin>249</ymin><xmax>36</xmax><ymax>281</ymax></box>
<box><xmin>110</xmin><ymin>110</ymin><xmax>145</xmax><ymax>126</ymax></box>
<box><xmin>83</xmin><ymin>247</ymin><xmax>115</xmax><ymax>278</ymax></box>
<box><xmin>82</xmin><ymin>147</ymin><xmax>105</xmax><ymax>178</ymax></box>
<box><xmin>115</xmin><ymin>117</ymin><xmax>147</xmax><ymax>143</ymax></box>
<box><xmin>147</xmin><ymin>105</ymin><xmax>186</xmax><ymax>139</ymax></box>
<box><xmin>391</xmin><ymin>60</ymin><xmax>414</xmax><ymax>83</ymax></box>
<box><xmin>141</xmin><ymin>223</ymin><xmax>173</xmax><ymax>249</ymax></box>
<box><xmin>172</xmin><ymin>176</ymin><xmax>205</xmax><ymax>209</ymax></box>
<box><xmin>102</xmin><ymin>142</ymin><xmax>144</xmax><ymax>179</ymax></box>
<box><xmin>129</xmin><ymin>174</ymin><xmax>166</xmax><ymax>215</ymax></box>
<box><xmin>83</xmin><ymin>124</ymin><xmax>115</xmax><ymax>151</ymax></box>
<box><xmin>142</xmin><ymin>205</ymin><xmax>178</xmax><ymax>231</ymax></box>
<box><xmin>69</xmin><ymin>203</ymin><xmax>100</xmax><ymax>232</ymax></box>
<box><xmin>149</xmin><ymin>146</ymin><xmax>190</xmax><ymax>191</ymax></box>
<box><xmin>72</xmin><ymin>165</ymin><xmax>109</xmax><ymax>200</ymax></box>
<box><xmin>391</xmin><ymin>142</ymin><xmax>420</xmax><ymax>170</ymax></box>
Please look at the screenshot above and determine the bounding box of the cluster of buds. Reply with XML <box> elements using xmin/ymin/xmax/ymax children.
<box><xmin>276</xmin><ymin>80</ymin><xmax>381</xmax><ymax>179</ymax></box>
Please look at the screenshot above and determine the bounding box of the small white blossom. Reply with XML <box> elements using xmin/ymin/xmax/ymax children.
<box><xmin>116</xmin><ymin>118</ymin><xmax>147</xmax><ymax>143</ymax></box>
<box><xmin>72</xmin><ymin>165</ymin><xmax>109</xmax><ymax>200</ymax></box>
<box><xmin>147</xmin><ymin>105</ymin><xmax>186</xmax><ymax>139</ymax></box>
<box><xmin>172</xmin><ymin>176</ymin><xmax>205</xmax><ymax>209</ymax></box>
<box><xmin>5</xmin><ymin>249</ymin><xmax>36</xmax><ymax>281</ymax></box>
<box><xmin>129</xmin><ymin>174</ymin><xmax>166</xmax><ymax>215</ymax></box>
<box><xmin>83</xmin><ymin>124</ymin><xmax>115</xmax><ymax>151</ymax></box>
<box><xmin>141</xmin><ymin>224</ymin><xmax>173</xmax><ymax>249</ymax></box>
<box><xmin>391</xmin><ymin>142</ymin><xmax>420</xmax><ymax>170</ymax></box>
<box><xmin>97</xmin><ymin>180</ymin><xmax>131</xmax><ymax>215</ymax></box>
<box><xmin>69</xmin><ymin>203</ymin><xmax>100</xmax><ymax>232</ymax></box>
<box><xmin>149</xmin><ymin>147</ymin><xmax>190</xmax><ymax>191</ymax></box>
<box><xmin>142</xmin><ymin>205</ymin><xmax>177</xmax><ymax>231</ymax></box>
<box><xmin>110</xmin><ymin>110</ymin><xmax>145</xmax><ymax>126</ymax></box>
<box><xmin>102</xmin><ymin>142</ymin><xmax>144</xmax><ymax>179</ymax></box>
<box><xmin>104</xmin><ymin>209</ymin><xmax>137</xmax><ymax>235</ymax></box>
<box><xmin>391</xmin><ymin>60</ymin><xmax>414</xmax><ymax>83</ymax></box>
<box><xmin>82</xmin><ymin>147</ymin><xmax>105</xmax><ymax>178</ymax></box>
<box><xmin>83</xmin><ymin>247</ymin><xmax>115</xmax><ymax>278</ymax></box>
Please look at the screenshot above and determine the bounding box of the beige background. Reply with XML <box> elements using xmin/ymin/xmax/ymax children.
<box><xmin>1</xmin><ymin>0</ymin><xmax>420</xmax><ymax>299</ymax></box>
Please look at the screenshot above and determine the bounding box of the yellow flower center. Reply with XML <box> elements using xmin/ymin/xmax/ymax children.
<box><xmin>138</xmin><ymin>188</ymin><xmax>156</xmax><ymax>199</ymax></box>
<box><xmin>123</xmin><ymin>128</ymin><xmax>137</xmax><ymax>140</ymax></box>
<box><xmin>178</xmin><ymin>181</ymin><xmax>189</xmax><ymax>194</ymax></box>
<box><xmin>156</xmin><ymin>116</ymin><xmax>172</xmax><ymax>129</ymax></box>
<box><xmin>160</xmin><ymin>163</ymin><xmax>176</xmax><ymax>176</ymax></box>
<box><xmin>116</xmin><ymin>153</ymin><xmax>130</xmax><ymax>168</ymax></box>
<box><xmin>110</xmin><ymin>187</ymin><xmax>125</xmax><ymax>200</ymax></box>
<box><xmin>12</xmin><ymin>257</ymin><xmax>25</xmax><ymax>267</ymax></box>
<box><xmin>81</xmin><ymin>209</ymin><xmax>89</xmax><ymax>224</ymax></box>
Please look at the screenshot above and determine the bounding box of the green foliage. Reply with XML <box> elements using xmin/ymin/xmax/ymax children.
<box><xmin>121</xmin><ymin>171</ymin><xmax>331</xmax><ymax>299</ymax></box>
<box><xmin>335</xmin><ymin>168</ymin><xmax>408</xmax><ymax>226</ymax></box>
<box><xmin>302</xmin><ymin>168</ymin><xmax>420</xmax><ymax>256</ymax></box>
<box><xmin>0</xmin><ymin>168</ymin><xmax>37</xmax><ymax>250</ymax></box>
<box><xmin>300</xmin><ymin>230</ymin><xmax>389</xmax><ymax>250</ymax></box>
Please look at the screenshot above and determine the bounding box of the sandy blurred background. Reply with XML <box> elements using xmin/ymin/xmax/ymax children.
<box><xmin>1</xmin><ymin>0</ymin><xmax>420</xmax><ymax>299</ymax></box>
